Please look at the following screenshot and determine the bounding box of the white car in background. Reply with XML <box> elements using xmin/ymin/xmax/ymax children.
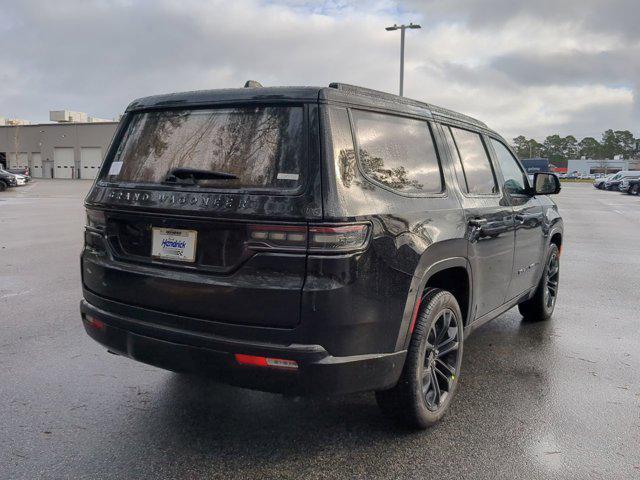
<box><xmin>594</xmin><ymin>173</ymin><xmax>616</xmax><ymax>189</ymax></box>
<box><xmin>13</xmin><ymin>174</ymin><xmax>28</xmax><ymax>186</ymax></box>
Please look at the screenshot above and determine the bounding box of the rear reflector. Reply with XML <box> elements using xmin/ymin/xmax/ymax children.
<box><xmin>409</xmin><ymin>294</ymin><xmax>423</xmax><ymax>334</ymax></box>
<box><xmin>234</xmin><ymin>354</ymin><xmax>298</xmax><ymax>370</ymax></box>
<box><xmin>85</xmin><ymin>315</ymin><xmax>105</xmax><ymax>330</ymax></box>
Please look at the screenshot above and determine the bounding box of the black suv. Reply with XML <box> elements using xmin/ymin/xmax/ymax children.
<box><xmin>80</xmin><ymin>83</ymin><xmax>563</xmax><ymax>428</ymax></box>
<box><xmin>0</xmin><ymin>168</ymin><xmax>18</xmax><ymax>191</ymax></box>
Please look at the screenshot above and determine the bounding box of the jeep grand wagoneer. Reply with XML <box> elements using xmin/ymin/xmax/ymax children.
<box><xmin>81</xmin><ymin>83</ymin><xmax>562</xmax><ymax>428</ymax></box>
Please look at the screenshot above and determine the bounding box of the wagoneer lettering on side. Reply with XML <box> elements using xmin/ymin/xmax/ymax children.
<box><xmin>80</xmin><ymin>83</ymin><xmax>563</xmax><ymax>428</ymax></box>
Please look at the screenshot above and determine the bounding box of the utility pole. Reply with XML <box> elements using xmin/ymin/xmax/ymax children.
<box><xmin>385</xmin><ymin>23</ymin><xmax>421</xmax><ymax>96</ymax></box>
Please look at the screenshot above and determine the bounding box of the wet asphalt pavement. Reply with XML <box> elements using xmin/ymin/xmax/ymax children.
<box><xmin>1</xmin><ymin>180</ymin><xmax>639</xmax><ymax>479</ymax></box>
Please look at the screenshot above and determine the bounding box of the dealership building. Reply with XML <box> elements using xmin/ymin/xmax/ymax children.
<box><xmin>566</xmin><ymin>158</ymin><xmax>640</xmax><ymax>175</ymax></box>
<box><xmin>0</xmin><ymin>111</ymin><xmax>118</xmax><ymax>180</ymax></box>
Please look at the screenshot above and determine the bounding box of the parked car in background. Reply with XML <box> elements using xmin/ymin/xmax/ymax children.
<box><xmin>594</xmin><ymin>173</ymin><xmax>615</xmax><ymax>189</ymax></box>
<box><xmin>624</xmin><ymin>178</ymin><xmax>640</xmax><ymax>195</ymax></box>
<box><xmin>13</xmin><ymin>173</ymin><xmax>28</xmax><ymax>186</ymax></box>
<box><xmin>80</xmin><ymin>82</ymin><xmax>564</xmax><ymax>429</ymax></box>
<box><xmin>0</xmin><ymin>169</ymin><xmax>28</xmax><ymax>186</ymax></box>
<box><xmin>606</xmin><ymin>171</ymin><xmax>640</xmax><ymax>191</ymax></box>
<box><xmin>619</xmin><ymin>178</ymin><xmax>632</xmax><ymax>193</ymax></box>
<box><xmin>0</xmin><ymin>169</ymin><xmax>18</xmax><ymax>191</ymax></box>
<box><xmin>6</xmin><ymin>167</ymin><xmax>31</xmax><ymax>180</ymax></box>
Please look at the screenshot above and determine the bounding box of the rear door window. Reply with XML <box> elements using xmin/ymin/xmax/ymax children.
<box><xmin>352</xmin><ymin>110</ymin><xmax>443</xmax><ymax>194</ymax></box>
<box><xmin>448</xmin><ymin>126</ymin><xmax>498</xmax><ymax>195</ymax></box>
<box><xmin>103</xmin><ymin>106</ymin><xmax>305</xmax><ymax>192</ymax></box>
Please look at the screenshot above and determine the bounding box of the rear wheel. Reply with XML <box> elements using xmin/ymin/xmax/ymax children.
<box><xmin>518</xmin><ymin>243</ymin><xmax>560</xmax><ymax>321</ymax></box>
<box><xmin>375</xmin><ymin>289</ymin><xmax>464</xmax><ymax>429</ymax></box>
<box><xmin>631</xmin><ymin>184</ymin><xmax>639</xmax><ymax>195</ymax></box>
<box><xmin>0</xmin><ymin>181</ymin><xmax>7</xmax><ymax>192</ymax></box>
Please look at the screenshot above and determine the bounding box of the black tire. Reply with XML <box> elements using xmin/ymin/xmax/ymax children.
<box><xmin>631</xmin><ymin>184</ymin><xmax>639</xmax><ymax>196</ymax></box>
<box><xmin>375</xmin><ymin>288</ymin><xmax>464</xmax><ymax>429</ymax></box>
<box><xmin>518</xmin><ymin>243</ymin><xmax>560</xmax><ymax>321</ymax></box>
<box><xmin>0</xmin><ymin>181</ymin><xmax>7</xmax><ymax>192</ymax></box>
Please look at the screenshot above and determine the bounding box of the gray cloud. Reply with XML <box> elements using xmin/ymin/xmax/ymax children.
<box><xmin>490</xmin><ymin>49</ymin><xmax>640</xmax><ymax>87</ymax></box>
<box><xmin>0</xmin><ymin>0</ymin><xmax>638</xmax><ymax>141</ymax></box>
<box><xmin>413</xmin><ymin>0</ymin><xmax>640</xmax><ymax>41</ymax></box>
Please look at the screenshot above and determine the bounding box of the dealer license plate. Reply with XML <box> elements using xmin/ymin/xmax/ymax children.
<box><xmin>151</xmin><ymin>228</ymin><xmax>197</xmax><ymax>262</ymax></box>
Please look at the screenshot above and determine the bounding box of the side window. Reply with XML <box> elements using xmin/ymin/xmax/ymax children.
<box><xmin>326</xmin><ymin>107</ymin><xmax>357</xmax><ymax>188</ymax></box>
<box><xmin>449</xmin><ymin>126</ymin><xmax>498</xmax><ymax>195</ymax></box>
<box><xmin>352</xmin><ymin>110</ymin><xmax>443</xmax><ymax>194</ymax></box>
<box><xmin>490</xmin><ymin>138</ymin><xmax>529</xmax><ymax>195</ymax></box>
<box><xmin>442</xmin><ymin>125</ymin><xmax>467</xmax><ymax>193</ymax></box>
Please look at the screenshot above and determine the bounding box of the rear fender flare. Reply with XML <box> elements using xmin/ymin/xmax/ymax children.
<box><xmin>394</xmin><ymin>255</ymin><xmax>472</xmax><ymax>352</ymax></box>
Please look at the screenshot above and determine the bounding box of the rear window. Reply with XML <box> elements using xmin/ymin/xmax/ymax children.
<box><xmin>103</xmin><ymin>106</ymin><xmax>305</xmax><ymax>191</ymax></box>
<box><xmin>352</xmin><ymin>110</ymin><xmax>443</xmax><ymax>194</ymax></box>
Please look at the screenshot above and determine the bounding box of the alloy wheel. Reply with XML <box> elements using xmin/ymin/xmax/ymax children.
<box><xmin>544</xmin><ymin>252</ymin><xmax>560</xmax><ymax>309</ymax></box>
<box><xmin>421</xmin><ymin>308</ymin><xmax>459</xmax><ymax>411</ymax></box>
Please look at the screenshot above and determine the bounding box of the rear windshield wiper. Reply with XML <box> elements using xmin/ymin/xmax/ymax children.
<box><xmin>162</xmin><ymin>168</ymin><xmax>239</xmax><ymax>185</ymax></box>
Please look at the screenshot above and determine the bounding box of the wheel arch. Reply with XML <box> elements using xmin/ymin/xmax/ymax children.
<box><xmin>548</xmin><ymin>220</ymin><xmax>563</xmax><ymax>253</ymax></box>
<box><xmin>395</xmin><ymin>254</ymin><xmax>472</xmax><ymax>352</ymax></box>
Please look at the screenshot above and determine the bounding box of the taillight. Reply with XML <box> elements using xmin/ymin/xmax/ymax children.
<box><xmin>85</xmin><ymin>208</ymin><xmax>106</xmax><ymax>230</ymax></box>
<box><xmin>246</xmin><ymin>223</ymin><xmax>370</xmax><ymax>253</ymax></box>
<box><xmin>247</xmin><ymin>225</ymin><xmax>307</xmax><ymax>251</ymax></box>
<box><xmin>308</xmin><ymin>224</ymin><xmax>369</xmax><ymax>252</ymax></box>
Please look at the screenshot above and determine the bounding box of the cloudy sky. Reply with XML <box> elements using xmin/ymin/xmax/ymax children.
<box><xmin>1</xmin><ymin>0</ymin><xmax>638</xmax><ymax>140</ymax></box>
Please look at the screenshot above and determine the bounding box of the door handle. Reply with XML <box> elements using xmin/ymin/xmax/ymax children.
<box><xmin>468</xmin><ymin>218</ymin><xmax>488</xmax><ymax>228</ymax></box>
<box><xmin>468</xmin><ymin>218</ymin><xmax>488</xmax><ymax>242</ymax></box>
<box><xmin>515</xmin><ymin>213</ymin><xmax>541</xmax><ymax>224</ymax></box>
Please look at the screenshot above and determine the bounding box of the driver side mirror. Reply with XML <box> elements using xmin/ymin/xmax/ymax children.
<box><xmin>533</xmin><ymin>172</ymin><xmax>561</xmax><ymax>195</ymax></box>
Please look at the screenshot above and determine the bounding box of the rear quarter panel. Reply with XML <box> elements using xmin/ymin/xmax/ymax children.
<box><xmin>307</xmin><ymin>106</ymin><xmax>466</xmax><ymax>356</ymax></box>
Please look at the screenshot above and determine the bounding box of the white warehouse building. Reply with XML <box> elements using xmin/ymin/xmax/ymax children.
<box><xmin>0</xmin><ymin>111</ymin><xmax>118</xmax><ymax>180</ymax></box>
<box><xmin>566</xmin><ymin>158</ymin><xmax>640</xmax><ymax>175</ymax></box>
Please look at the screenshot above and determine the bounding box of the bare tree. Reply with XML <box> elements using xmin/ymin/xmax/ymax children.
<box><xmin>9</xmin><ymin>121</ymin><xmax>21</xmax><ymax>170</ymax></box>
<box><xmin>594</xmin><ymin>158</ymin><xmax>610</xmax><ymax>174</ymax></box>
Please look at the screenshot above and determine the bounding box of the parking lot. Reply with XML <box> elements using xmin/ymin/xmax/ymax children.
<box><xmin>1</xmin><ymin>180</ymin><xmax>639</xmax><ymax>479</ymax></box>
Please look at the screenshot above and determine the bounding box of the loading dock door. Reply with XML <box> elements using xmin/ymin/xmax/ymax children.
<box><xmin>31</xmin><ymin>153</ymin><xmax>42</xmax><ymax>178</ymax></box>
<box><xmin>8</xmin><ymin>152</ymin><xmax>28</xmax><ymax>170</ymax></box>
<box><xmin>54</xmin><ymin>148</ymin><xmax>75</xmax><ymax>179</ymax></box>
<box><xmin>80</xmin><ymin>147</ymin><xmax>102</xmax><ymax>180</ymax></box>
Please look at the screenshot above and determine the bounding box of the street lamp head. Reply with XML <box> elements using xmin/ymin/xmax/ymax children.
<box><xmin>385</xmin><ymin>23</ymin><xmax>421</xmax><ymax>31</ymax></box>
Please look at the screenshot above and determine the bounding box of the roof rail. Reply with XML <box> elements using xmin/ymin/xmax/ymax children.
<box><xmin>328</xmin><ymin>82</ymin><xmax>488</xmax><ymax>129</ymax></box>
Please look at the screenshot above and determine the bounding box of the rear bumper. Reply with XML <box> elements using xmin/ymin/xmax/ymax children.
<box><xmin>80</xmin><ymin>299</ymin><xmax>406</xmax><ymax>395</ymax></box>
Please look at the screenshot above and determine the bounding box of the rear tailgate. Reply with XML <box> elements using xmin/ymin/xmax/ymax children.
<box><xmin>83</xmin><ymin>103</ymin><xmax>322</xmax><ymax>328</ymax></box>
<box><xmin>83</xmin><ymin>212</ymin><xmax>307</xmax><ymax>327</ymax></box>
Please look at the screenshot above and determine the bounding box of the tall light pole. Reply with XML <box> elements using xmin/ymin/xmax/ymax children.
<box><xmin>385</xmin><ymin>22</ymin><xmax>421</xmax><ymax>96</ymax></box>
